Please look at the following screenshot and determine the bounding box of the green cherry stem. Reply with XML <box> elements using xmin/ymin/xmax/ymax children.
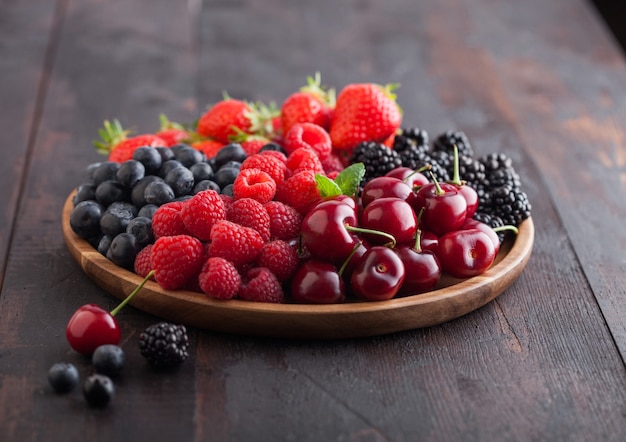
<box><xmin>448</xmin><ymin>144</ymin><xmax>466</xmax><ymax>187</ymax></box>
<box><xmin>402</xmin><ymin>164</ymin><xmax>432</xmax><ymax>185</ymax></box>
<box><xmin>337</xmin><ymin>241</ymin><xmax>364</xmax><ymax>277</ymax></box>
<box><xmin>493</xmin><ymin>225</ymin><xmax>519</xmax><ymax>236</ymax></box>
<box><xmin>110</xmin><ymin>270</ymin><xmax>155</xmax><ymax>317</ymax></box>
<box><xmin>345</xmin><ymin>224</ymin><xmax>397</xmax><ymax>248</ymax></box>
<box><xmin>429</xmin><ymin>171</ymin><xmax>446</xmax><ymax>196</ymax></box>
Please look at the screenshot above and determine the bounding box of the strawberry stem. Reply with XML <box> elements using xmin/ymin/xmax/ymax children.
<box><xmin>110</xmin><ymin>270</ymin><xmax>155</xmax><ymax>317</ymax></box>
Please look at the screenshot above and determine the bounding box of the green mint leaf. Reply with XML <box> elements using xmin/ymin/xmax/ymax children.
<box><xmin>315</xmin><ymin>174</ymin><xmax>342</xmax><ymax>197</ymax></box>
<box><xmin>335</xmin><ymin>163</ymin><xmax>365</xmax><ymax>197</ymax></box>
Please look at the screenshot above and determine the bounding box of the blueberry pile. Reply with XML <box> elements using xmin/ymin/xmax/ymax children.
<box><xmin>47</xmin><ymin>344</ymin><xmax>123</xmax><ymax>408</ymax></box>
<box><xmin>70</xmin><ymin>143</ymin><xmax>263</xmax><ymax>270</ymax></box>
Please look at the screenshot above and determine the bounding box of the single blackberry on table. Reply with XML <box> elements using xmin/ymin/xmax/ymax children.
<box><xmin>350</xmin><ymin>141</ymin><xmax>402</xmax><ymax>182</ymax></box>
<box><xmin>138</xmin><ymin>322</ymin><xmax>190</xmax><ymax>368</ymax></box>
<box><xmin>433</xmin><ymin>130</ymin><xmax>474</xmax><ymax>157</ymax></box>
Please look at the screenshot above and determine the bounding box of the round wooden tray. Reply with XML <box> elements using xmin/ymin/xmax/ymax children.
<box><xmin>62</xmin><ymin>192</ymin><xmax>534</xmax><ymax>339</ymax></box>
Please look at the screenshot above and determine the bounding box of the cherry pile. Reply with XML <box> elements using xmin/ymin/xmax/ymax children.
<box><xmin>294</xmin><ymin>159</ymin><xmax>516</xmax><ymax>303</ymax></box>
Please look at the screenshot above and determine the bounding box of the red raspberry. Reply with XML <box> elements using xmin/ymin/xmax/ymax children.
<box><xmin>240</xmin><ymin>153</ymin><xmax>287</xmax><ymax>186</ymax></box>
<box><xmin>226</xmin><ymin>198</ymin><xmax>271</xmax><ymax>242</ymax></box>
<box><xmin>321</xmin><ymin>152</ymin><xmax>345</xmax><ymax>175</ymax></box>
<box><xmin>238</xmin><ymin>267</ymin><xmax>285</xmax><ymax>303</ymax></box>
<box><xmin>283</xmin><ymin>122</ymin><xmax>332</xmax><ymax>160</ymax></box>
<box><xmin>327</xmin><ymin>171</ymin><xmax>340</xmax><ymax>180</ymax></box>
<box><xmin>180</xmin><ymin>190</ymin><xmax>226</xmax><ymax>241</ymax></box>
<box><xmin>198</xmin><ymin>257</ymin><xmax>241</xmax><ymax>300</ymax></box>
<box><xmin>285</xmin><ymin>147</ymin><xmax>324</xmax><ymax>175</ymax></box>
<box><xmin>264</xmin><ymin>201</ymin><xmax>303</xmax><ymax>241</ymax></box>
<box><xmin>209</xmin><ymin>220</ymin><xmax>265</xmax><ymax>268</ymax></box>
<box><xmin>232</xmin><ymin>168</ymin><xmax>276</xmax><ymax>204</ymax></box>
<box><xmin>255</xmin><ymin>240</ymin><xmax>300</xmax><ymax>283</ymax></box>
<box><xmin>259</xmin><ymin>149</ymin><xmax>287</xmax><ymax>164</ymax></box>
<box><xmin>152</xmin><ymin>201</ymin><xmax>189</xmax><ymax>238</ymax></box>
<box><xmin>150</xmin><ymin>234</ymin><xmax>205</xmax><ymax>290</ymax></box>
<box><xmin>134</xmin><ymin>244</ymin><xmax>154</xmax><ymax>278</ymax></box>
<box><xmin>219</xmin><ymin>193</ymin><xmax>234</xmax><ymax>210</ymax></box>
<box><xmin>275</xmin><ymin>170</ymin><xmax>321</xmax><ymax>215</ymax></box>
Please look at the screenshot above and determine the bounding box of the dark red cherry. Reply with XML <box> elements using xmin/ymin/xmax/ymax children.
<box><xmin>360</xmin><ymin>197</ymin><xmax>417</xmax><ymax>245</ymax></box>
<box><xmin>420</xmin><ymin>230</ymin><xmax>439</xmax><ymax>253</ymax></box>
<box><xmin>447</xmin><ymin>145</ymin><xmax>478</xmax><ymax>218</ymax></box>
<box><xmin>66</xmin><ymin>270</ymin><xmax>154</xmax><ymax>355</ymax></box>
<box><xmin>385</xmin><ymin>166</ymin><xmax>429</xmax><ymax>189</ymax></box>
<box><xmin>350</xmin><ymin>246</ymin><xmax>406</xmax><ymax>301</ymax></box>
<box><xmin>66</xmin><ymin>304</ymin><xmax>121</xmax><ymax>355</ymax></box>
<box><xmin>413</xmin><ymin>180</ymin><xmax>467</xmax><ymax>236</ymax></box>
<box><xmin>461</xmin><ymin>218</ymin><xmax>500</xmax><ymax>254</ymax></box>
<box><xmin>437</xmin><ymin>229</ymin><xmax>496</xmax><ymax>278</ymax></box>
<box><xmin>300</xmin><ymin>199</ymin><xmax>358</xmax><ymax>264</ymax></box>
<box><xmin>395</xmin><ymin>229</ymin><xmax>441</xmax><ymax>293</ymax></box>
<box><xmin>360</xmin><ymin>176</ymin><xmax>415</xmax><ymax>207</ymax></box>
<box><xmin>290</xmin><ymin>260</ymin><xmax>346</xmax><ymax>304</ymax></box>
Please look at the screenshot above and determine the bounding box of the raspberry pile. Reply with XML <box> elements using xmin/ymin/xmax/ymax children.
<box><xmin>69</xmin><ymin>73</ymin><xmax>531</xmax><ymax>305</ymax></box>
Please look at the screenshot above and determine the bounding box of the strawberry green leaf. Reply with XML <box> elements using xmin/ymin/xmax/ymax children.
<box><xmin>315</xmin><ymin>174</ymin><xmax>342</xmax><ymax>198</ymax></box>
<box><xmin>334</xmin><ymin>163</ymin><xmax>365</xmax><ymax>197</ymax></box>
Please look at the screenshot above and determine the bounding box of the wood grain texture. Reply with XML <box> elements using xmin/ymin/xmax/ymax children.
<box><xmin>0</xmin><ymin>0</ymin><xmax>58</xmax><ymax>289</ymax></box>
<box><xmin>3</xmin><ymin>0</ymin><xmax>626</xmax><ymax>441</ymax></box>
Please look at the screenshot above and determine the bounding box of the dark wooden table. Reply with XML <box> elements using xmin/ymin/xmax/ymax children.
<box><xmin>3</xmin><ymin>0</ymin><xmax>626</xmax><ymax>440</ymax></box>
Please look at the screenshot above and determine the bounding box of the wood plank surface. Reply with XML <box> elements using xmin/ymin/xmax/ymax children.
<box><xmin>2</xmin><ymin>0</ymin><xmax>626</xmax><ymax>441</ymax></box>
<box><xmin>0</xmin><ymin>0</ymin><xmax>58</xmax><ymax>289</ymax></box>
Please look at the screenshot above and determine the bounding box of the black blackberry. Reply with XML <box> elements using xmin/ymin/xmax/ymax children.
<box><xmin>393</xmin><ymin>127</ymin><xmax>429</xmax><ymax>152</ymax></box>
<box><xmin>479</xmin><ymin>152</ymin><xmax>513</xmax><ymax>173</ymax></box>
<box><xmin>139</xmin><ymin>322</ymin><xmax>190</xmax><ymax>368</ymax></box>
<box><xmin>433</xmin><ymin>130</ymin><xmax>474</xmax><ymax>157</ymax></box>
<box><xmin>350</xmin><ymin>141</ymin><xmax>402</xmax><ymax>182</ymax></box>
<box><xmin>489</xmin><ymin>187</ymin><xmax>532</xmax><ymax>227</ymax></box>
<box><xmin>485</xmin><ymin>167</ymin><xmax>521</xmax><ymax>190</ymax></box>
<box><xmin>398</xmin><ymin>144</ymin><xmax>450</xmax><ymax>182</ymax></box>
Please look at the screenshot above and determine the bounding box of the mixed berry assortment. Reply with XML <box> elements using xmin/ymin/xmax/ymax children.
<box><xmin>69</xmin><ymin>73</ymin><xmax>531</xmax><ymax>305</ymax></box>
<box><xmin>55</xmin><ymin>74</ymin><xmax>532</xmax><ymax>404</ymax></box>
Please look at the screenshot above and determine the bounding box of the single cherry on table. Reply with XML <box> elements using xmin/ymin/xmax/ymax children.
<box><xmin>66</xmin><ymin>270</ymin><xmax>154</xmax><ymax>355</ymax></box>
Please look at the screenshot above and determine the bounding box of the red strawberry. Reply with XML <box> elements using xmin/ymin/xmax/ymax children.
<box><xmin>255</xmin><ymin>240</ymin><xmax>299</xmax><ymax>283</ymax></box>
<box><xmin>283</xmin><ymin>122</ymin><xmax>332</xmax><ymax>160</ymax></box>
<box><xmin>238</xmin><ymin>267</ymin><xmax>285</xmax><ymax>303</ymax></box>
<box><xmin>192</xmin><ymin>138</ymin><xmax>226</xmax><ymax>159</ymax></box>
<box><xmin>264</xmin><ymin>201</ymin><xmax>303</xmax><ymax>241</ymax></box>
<box><xmin>150</xmin><ymin>235</ymin><xmax>205</xmax><ymax>290</ymax></box>
<box><xmin>226</xmin><ymin>198</ymin><xmax>271</xmax><ymax>242</ymax></box>
<box><xmin>94</xmin><ymin>119</ymin><xmax>166</xmax><ymax>162</ymax></box>
<box><xmin>281</xmin><ymin>73</ymin><xmax>336</xmax><ymax>134</ymax></box>
<box><xmin>196</xmin><ymin>98</ymin><xmax>254</xmax><ymax>143</ymax></box>
<box><xmin>155</xmin><ymin>114</ymin><xmax>190</xmax><ymax>147</ymax></box>
<box><xmin>232</xmin><ymin>168</ymin><xmax>276</xmax><ymax>204</ymax></box>
<box><xmin>198</xmin><ymin>257</ymin><xmax>241</xmax><ymax>300</ymax></box>
<box><xmin>329</xmin><ymin>83</ymin><xmax>402</xmax><ymax>150</ymax></box>
<box><xmin>209</xmin><ymin>220</ymin><xmax>265</xmax><ymax>268</ymax></box>
<box><xmin>180</xmin><ymin>190</ymin><xmax>226</xmax><ymax>241</ymax></box>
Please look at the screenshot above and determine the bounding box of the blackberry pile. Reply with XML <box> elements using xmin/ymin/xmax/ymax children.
<box><xmin>356</xmin><ymin>128</ymin><xmax>531</xmax><ymax>229</ymax></box>
<box><xmin>349</xmin><ymin>141</ymin><xmax>402</xmax><ymax>182</ymax></box>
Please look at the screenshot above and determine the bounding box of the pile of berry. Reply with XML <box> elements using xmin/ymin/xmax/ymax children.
<box><xmin>68</xmin><ymin>73</ymin><xmax>531</xmax><ymax>305</ymax></box>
